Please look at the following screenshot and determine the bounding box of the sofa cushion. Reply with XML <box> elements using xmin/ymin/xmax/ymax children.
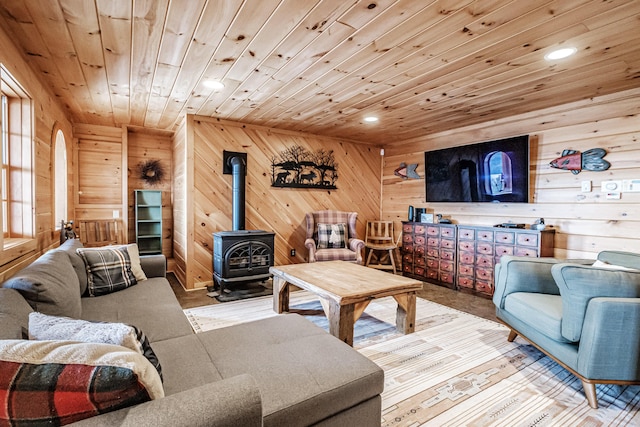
<box><xmin>28</xmin><ymin>312</ymin><xmax>162</xmax><ymax>380</ymax></box>
<box><xmin>0</xmin><ymin>339</ymin><xmax>164</xmax><ymax>426</ymax></box>
<box><xmin>504</xmin><ymin>292</ymin><xmax>570</xmax><ymax>343</ymax></box>
<box><xmin>195</xmin><ymin>314</ymin><xmax>384</xmax><ymax>427</ymax></box>
<box><xmin>2</xmin><ymin>250</ymin><xmax>81</xmax><ymax>318</ymax></box>
<box><xmin>80</xmin><ymin>277</ymin><xmax>194</xmax><ymax>342</ymax></box>
<box><xmin>317</xmin><ymin>223</ymin><xmax>347</xmax><ymax>249</ymax></box>
<box><xmin>0</xmin><ymin>288</ymin><xmax>33</xmax><ymax>339</ymax></box>
<box><xmin>57</xmin><ymin>239</ymin><xmax>88</xmax><ymax>295</ymax></box>
<box><xmin>77</xmin><ymin>247</ymin><xmax>137</xmax><ymax>296</ymax></box>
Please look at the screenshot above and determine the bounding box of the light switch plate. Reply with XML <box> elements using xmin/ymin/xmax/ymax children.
<box><xmin>581</xmin><ymin>180</ymin><xmax>591</xmax><ymax>192</ymax></box>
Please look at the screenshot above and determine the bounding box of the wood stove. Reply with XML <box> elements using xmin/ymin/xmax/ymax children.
<box><xmin>211</xmin><ymin>151</ymin><xmax>275</xmax><ymax>296</ymax></box>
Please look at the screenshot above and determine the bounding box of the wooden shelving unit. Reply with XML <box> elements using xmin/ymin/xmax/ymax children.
<box><xmin>134</xmin><ymin>190</ymin><xmax>162</xmax><ymax>255</ymax></box>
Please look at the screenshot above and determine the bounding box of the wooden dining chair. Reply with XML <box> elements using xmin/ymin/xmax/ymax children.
<box><xmin>77</xmin><ymin>219</ymin><xmax>121</xmax><ymax>247</ymax></box>
<box><xmin>364</xmin><ymin>220</ymin><xmax>398</xmax><ymax>274</ymax></box>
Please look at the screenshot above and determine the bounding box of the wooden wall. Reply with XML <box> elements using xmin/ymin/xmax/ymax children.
<box><xmin>382</xmin><ymin>88</ymin><xmax>640</xmax><ymax>259</ymax></box>
<box><xmin>0</xmin><ymin>23</ymin><xmax>73</xmax><ymax>281</ymax></box>
<box><xmin>171</xmin><ymin>117</ymin><xmax>188</xmax><ymax>287</ymax></box>
<box><xmin>127</xmin><ymin>128</ymin><xmax>173</xmax><ymax>259</ymax></box>
<box><xmin>174</xmin><ymin>116</ymin><xmax>382</xmax><ymax>289</ymax></box>
<box><xmin>73</xmin><ymin>124</ymin><xmax>126</xmax><ymax>232</ymax></box>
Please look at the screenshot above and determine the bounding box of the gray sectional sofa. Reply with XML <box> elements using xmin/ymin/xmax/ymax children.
<box><xmin>0</xmin><ymin>239</ymin><xmax>384</xmax><ymax>426</ymax></box>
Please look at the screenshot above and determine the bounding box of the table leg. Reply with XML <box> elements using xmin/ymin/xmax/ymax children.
<box><xmin>327</xmin><ymin>301</ymin><xmax>355</xmax><ymax>346</ymax></box>
<box><xmin>272</xmin><ymin>276</ymin><xmax>290</xmax><ymax>313</ymax></box>
<box><xmin>393</xmin><ymin>291</ymin><xmax>416</xmax><ymax>334</ymax></box>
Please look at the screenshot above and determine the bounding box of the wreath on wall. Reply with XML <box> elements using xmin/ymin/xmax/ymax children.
<box><xmin>138</xmin><ymin>159</ymin><xmax>165</xmax><ymax>186</ymax></box>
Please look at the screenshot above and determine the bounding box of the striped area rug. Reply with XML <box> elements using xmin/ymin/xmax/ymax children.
<box><xmin>184</xmin><ymin>291</ymin><xmax>640</xmax><ymax>426</ymax></box>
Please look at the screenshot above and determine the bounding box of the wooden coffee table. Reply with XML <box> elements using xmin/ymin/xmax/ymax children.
<box><xmin>270</xmin><ymin>261</ymin><xmax>423</xmax><ymax>346</ymax></box>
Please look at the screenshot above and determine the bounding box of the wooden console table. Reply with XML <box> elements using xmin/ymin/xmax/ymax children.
<box><xmin>270</xmin><ymin>261</ymin><xmax>423</xmax><ymax>346</ymax></box>
<box><xmin>401</xmin><ymin>222</ymin><xmax>555</xmax><ymax>297</ymax></box>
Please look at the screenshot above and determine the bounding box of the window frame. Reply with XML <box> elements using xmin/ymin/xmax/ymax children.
<box><xmin>0</xmin><ymin>64</ymin><xmax>36</xmax><ymax>261</ymax></box>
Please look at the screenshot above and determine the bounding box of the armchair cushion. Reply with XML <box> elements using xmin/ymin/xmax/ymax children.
<box><xmin>552</xmin><ymin>262</ymin><xmax>640</xmax><ymax>342</ymax></box>
<box><xmin>317</xmin><ymin>223</ymin><xmax>347</xmax><ymax>249</ymax></box>
<box><xmin>503</xmin><ymin>293</ymin><xmax>568</xmax><ymax>342</ymax></box>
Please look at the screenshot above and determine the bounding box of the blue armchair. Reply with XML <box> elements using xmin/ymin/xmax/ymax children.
<box><xmin>493</xmin><ymin>251</ymin><xmax>640</xmax><ymax>408</ymax></box>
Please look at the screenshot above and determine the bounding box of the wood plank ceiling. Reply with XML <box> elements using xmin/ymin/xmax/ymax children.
<box><xmin>0</xmin><ymin>0</ymin><xmax>638</xmax><ymax>143</ymax></box>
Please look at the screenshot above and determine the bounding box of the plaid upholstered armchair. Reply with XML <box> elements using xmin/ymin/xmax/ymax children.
<box><xmin>304</xmin><ymin>210</ymin><xmax>365</xmax><ymax>264</ymax></box>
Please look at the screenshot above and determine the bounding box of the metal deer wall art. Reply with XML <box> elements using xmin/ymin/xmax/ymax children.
<box><xmin>270</xmin><ymin>145</ymin><xmax>338</xmax><ymax>189</ymax></box>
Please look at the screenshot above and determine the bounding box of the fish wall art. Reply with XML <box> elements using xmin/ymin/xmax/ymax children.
<box><xmin>549</xmin><ymin>148</ymin><xmax>610</xmax><ymax>175</ymax></box>
<box><xmin>394</xmin><ymin>162</ymin><xmax>421</xmax><ymax>179</ymax></box>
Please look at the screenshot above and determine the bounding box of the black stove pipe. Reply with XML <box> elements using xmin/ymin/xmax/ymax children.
<box><xmin>229</xmin><ymin>155</ymin><xmax>246</xmax><ymax>231</ymax></box>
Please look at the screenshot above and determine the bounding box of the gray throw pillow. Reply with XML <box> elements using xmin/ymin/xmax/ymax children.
<box><xmin>77</xmin><ymin>247</ymin><xmax>137</xmax><ymax>296</ymax></box>
<box><xmin>2</xmin><ymin>250</ymin><xmax>81</xmax><ymax>318</ymax></box>
<box><xmin>57</xmin><ymin>238</ymin><xmax>88</xmax><ymax>295</ymax></box>
<box><xmin>0</xmin><ymin>288</ymin><xmax>33</xmax><ymax>339</ymax></box>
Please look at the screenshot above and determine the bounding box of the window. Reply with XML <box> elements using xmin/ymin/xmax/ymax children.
<box><xmin>53</xmin><ymin>128</ymin><xmax>67</xmax><ymax>229</ymax></box>
<box><xmin>1</xmin><ymin>65</ymin><xmax>34</xmax><ymax>255</ymax></box>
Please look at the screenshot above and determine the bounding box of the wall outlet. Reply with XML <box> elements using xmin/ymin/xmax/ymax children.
<box><xmin>290</xmin><ymin>249</ymin><xmax>296</xmax><ymax>256</ymax></box>
<box><xmin>112</xmin><ymin>210</ymin><xmax>120</xmax><ymax>218</ymax></box>
<box><xmin>581</xmin><ymin>180</ymin><xmax>591</xmax><ymax>192</ymax></box>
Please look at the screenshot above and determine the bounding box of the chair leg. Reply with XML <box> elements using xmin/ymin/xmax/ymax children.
<box><xmin>366</xmin><ymin>249</ymin><xmax>375</xmax><ymax>267</ymax></box>
<box><xmin>388</xmin><ymin>249</ymin><xmax>396</xmax><ymax>274</ymax></box>
<box><xmin>507</xmin><ymin>330</ymin><xmax>518</xmax><ymax>342</ymax></box>
<box><xmin>582</xmin><ymin>380</ymin><xmax>599</xmax><ymax>409</ymax></box>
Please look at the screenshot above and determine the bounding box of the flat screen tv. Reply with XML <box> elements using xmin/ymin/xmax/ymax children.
<box><xmin>424</xmin><ymin>135</ymin><xmax>530</xmax><ymax>203</ymax></box>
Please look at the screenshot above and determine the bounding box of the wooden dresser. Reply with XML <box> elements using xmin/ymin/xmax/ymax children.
<box><xmin>401</xmin><ymin>222</ymin><xmax>457</xmax><ymax>289</ymax></box>
<box><xmin>401</xmin><ymin>222</ymin><xmax>555</xmax><ymax>297</ymax></box>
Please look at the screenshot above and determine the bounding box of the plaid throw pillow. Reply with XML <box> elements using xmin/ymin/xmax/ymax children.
<box><xmin>0</xmin><ymin>340</ymin><xmax>164</xmax><ymax>426</ymax></box>
<box><xmin>317</xmin><ymin>223</ymin><xmax>348</xmax><ymax>249</ymax></box>
<box><xmin>77</xmin><ymin>247</ymin><xmax>137</xmax><ymax>296</ymax></box>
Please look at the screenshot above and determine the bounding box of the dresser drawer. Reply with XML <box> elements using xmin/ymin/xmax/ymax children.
<box><xmin>515</xmin><ymin>247</ymin><xmax>538</xmax><ymax>257</ymax></box>
<box><xmin>441</xmin><ymin>238</ymin><xmax>455</xmax><ymax>249</ymax></box>
<box><xmin>427</xmin><ymin>237</ymin><xmax>439</xmax><ymax>247</ymax></box>
<box><xmin>415</xmin><ymin>256</ymin><xmax>426</xmax><ymax>267</ymax></box>
<box><xmin>402</xmin><ymin>243</ymin><xmax>413</xmax><ymax>253</ymax></box>
<box><xmin>414</xmin><ymin>266</ymin><xmax>426</xmax><ymax>277</ymax></box>
<box><xmin>476</xmin><ymin>254</ymin><xmax>493</xmax><ymax>268</ymax></box>
<box><xmin>403</xmin><ymin>223</ymin><xmax>414</xmax><ymax>233</ymax></box>
<box><xmin>495</xmin><ymin>245</ymin><xmax>514</xmax><ymax>257</ymax></box>
<box><xmin>475</xmin><ymin>280</ymin><xmax>493</xmax><ymax>295</ymax></box>
<box><xmin>403</xmin><ymin>234</ymin><xmax>413</xmax><ymax>244</ymax></box>
<box><xmin>426</xmin><ymin>226</ymin><xmax>440</xmax><ymax>236</ymax></box>
<box><xmin>426</xmin><ymin>248</ymin><xmax>438</xmax><ymax>258</ymax></box>
<box><xmin>458</xmin><ymin>264</ymin><xmax>474</xmax><ymax>276</ymax></box>
<box><xmin>476</xmin><ymin>267</ymin><xmax>493</xmax><ymax>282</ymax></box>
<box><xmin>440</xmin><ymin>271</ymin><xmax>454</xmax><ymax>284</ymax></box>
<box><xmin>476</xmin><ymin>243</ymin><xmax>493</xmax><ymax>255</ymax></box>
<box><xmin>458</xmin><ymin>276</ymin><xmax>474</xmax><ymax>289</ymax></box>
<box><xmin>477</xmin><ymin>230</ymin><xmax>494</xmax><ymax>241</ymax></box>
<box><xmin>414</xmin><ymin>225</ymin><xmax>426</xmax><ymax>234</ymax></box>
<box><xmin>441</xmin><ymin>227</ymin><xmax>455</xmax><ymax>238</ymax></box>
<box><xmin>415</xmin><ymin>235</ymin><xmax>426</xmax><ymax>245</ymax></box>
<box><xmin>440</xmin><ymin>249</ymin><xmax>455</xmax><ymax>261</ymax></box>
<box><xmin>458</xmin><ymin>228</ymin><xmax>475</xmax><ymax>240</ymax></box>
<box><xmin>458</xmin><ymin>241</ymin><xmax>475</xmax><ymax>252</ymax></box>
<box><xmin>440</xmin><ymin>260</ymin><xmax>455</xmax><ymax>272</ymax></box>
<box><xmin>459</xmin><ymin>252</ymin><xmax>475</xmax><ymax>264</ymax></box>
<box><xmin>426</xmin><ymin>269</ymin><xmax>438</xmax><ymax>280</ymax></box>
<box><xmin>495</xmin><ymin>231</ymin><xmax>515</xmax><ymax>244</ymax></box>
<box><xmin>426</xmin><ymin>258</ymin><xmax>438</xmax><ymax>269</ymax></box>
<box><xmin>517</xmin><ymin>233</ymin><xmax>538</xmax><ymax>247</ymax></box>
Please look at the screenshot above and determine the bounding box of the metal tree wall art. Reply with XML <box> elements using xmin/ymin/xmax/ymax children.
<box><xmin>270</xmin><ymin>145</ymin><xmax>338</xmax><ymax>189</ymax></box>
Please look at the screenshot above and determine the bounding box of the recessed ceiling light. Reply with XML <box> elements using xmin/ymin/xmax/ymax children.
<box><xmin>544</xmin><ymin>47</ymin><xmax>577</xmax><ymax>61</ymax></box>
<box><xmin>364</xmin><ymin>116</ymin><xmax>379</xmax><ymax>123</ymax></box>
<box><xmin>203</xmin><ymin>80</ymin><xmax>225</xmax><ymax>90</ymax></box>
